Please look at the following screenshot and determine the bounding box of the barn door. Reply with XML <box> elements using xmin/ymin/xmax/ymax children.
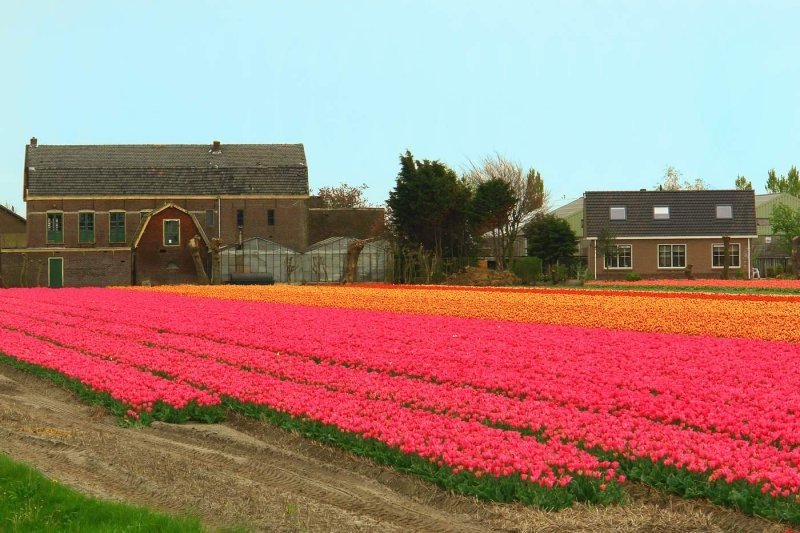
<box><xmin>48</xmin><ymin>258</ymin><xmax>63</xmax><ymax>288</ymax></box>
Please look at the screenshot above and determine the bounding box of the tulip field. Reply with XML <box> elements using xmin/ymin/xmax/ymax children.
<box><xmin>2</xmin><ymin>285</ymin><xmax>800</xmax><ymax>523</ymax></box>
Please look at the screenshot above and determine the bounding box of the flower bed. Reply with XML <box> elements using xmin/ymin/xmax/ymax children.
<box><xmin>2</xmin><ymin>286</ymin><xmax>800</xmax><ymax>521</ymax></box>
<box><xmin>140</xmin><ymin>284</ymin><xmax>800</xmax><ymax>342</ymax></box>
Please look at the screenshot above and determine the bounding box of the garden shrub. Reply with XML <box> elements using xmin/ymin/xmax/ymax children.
<box><xmin>511</xmin><ymin>257</ymin><xmax>543</xmax><ymax>284</ymax></box>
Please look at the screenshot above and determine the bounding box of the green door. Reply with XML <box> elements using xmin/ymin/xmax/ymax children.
<box><xmin>48</xmin><ymin>258</ymin><xmax>63</xmax><ymax>288</ymax></box>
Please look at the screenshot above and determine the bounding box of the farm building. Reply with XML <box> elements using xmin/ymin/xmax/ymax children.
<box><xmin>585</xmin><ymin>190</ymin><xmax>757</xmax><ymax>280</ymax></box>
<box><xmin>1</xmin><ymin>138</ymin><xmax>384</xmax><ymax>287</ymax></box>
<box><xmin>752</xmin><ymin>193</ymin><xmax>800</xmax><ymax>275</ymax></box>
<box><xmin>220</xmin><ymin>236</ymin><xmax>389</xmax><ymax>283</ymax></box>
<box><xmin>0</xmin><ymin>204</ymin><xmax>26</xmax><ymax>249</ymax></box>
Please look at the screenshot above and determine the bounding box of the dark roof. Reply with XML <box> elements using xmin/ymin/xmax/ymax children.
<box><xmin>25</xmin><ymin>143</ymin><xmax>308</xmax><ymax>197</ymax></box>
<box><xmin>584</xmin><ymin>190</ymin><xmax>757</xmax><ymax>238</ymax></box>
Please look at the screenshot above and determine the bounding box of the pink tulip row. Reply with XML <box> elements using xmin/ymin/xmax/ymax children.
<box><xmin>13</xmin><ymin>288</ymin><xmax>800</xmax><ymax>450</ymax></box>
<box><xmin>3</xmin><ymin>296</ymin><xmax>800</xmax><ymax>496</ymax></box>
<box><xmin>0</xmin><ymin>323</ymin><xmax>218</xmax><ymax>411</ymax></box>
<box><xmin>0</xmin><ymin>293</ymin><xmax>614</xmax><ymax>487</ymax></box>
<box><xmin>2</xmin><ymin>288</ymin><xmax>800</xmax><ymax>496</ymax></box>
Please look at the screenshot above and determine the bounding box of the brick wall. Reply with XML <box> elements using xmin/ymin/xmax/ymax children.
<box><xmin>26</xmin><ymin>198</ymin><xmax>308</xmax><ymax>250</ymax></box>
<box><xmin>0</xmin><ymin>249</ymin><xmax>131</xmax><ymax>287</ymax></box>
<box><xmin>307</xmin><ymin>208</ymin><xmax>385</xmax><ymax>245</ymax></box>
<box><xmin>219</xmin><ymin>198</ymin><xmax>308</xmax><ymax>250</ymax></box>
<box><xmin>134</xmin><ymin>206</ymin><xmax>209</xmax><ymax>285</ymax></box>
<box><xmin>587</xmin><ymin>237</ymin><xmax>752</xmax><ymax>280</ymax></box>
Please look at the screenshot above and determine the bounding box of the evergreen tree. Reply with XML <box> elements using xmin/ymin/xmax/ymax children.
<box><xmin>524</xmin><ymin>214</ymin><xmax>578</xmax><ymax>271</ymax></box>
<box><xmin>387</xmin><ymin>151</ymin><xmax>472</xmax><ymax>260</ymax></box>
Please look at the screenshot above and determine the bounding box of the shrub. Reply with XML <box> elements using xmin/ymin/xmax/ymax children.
<box><xmin>625</xmin><ymin>272</ymin><xmax>642</xmax><ymax>282</ymax></box>
<box><xmin>511</xmin><ymin>257</ymin><xmax>543</xmax><ymax>284</ymax></box>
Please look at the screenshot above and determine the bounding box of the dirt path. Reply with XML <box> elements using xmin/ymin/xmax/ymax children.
<box><xmin>0</xmin><ymin>363</ymin><xmax>786</xmax><ymax>532</ymax></box>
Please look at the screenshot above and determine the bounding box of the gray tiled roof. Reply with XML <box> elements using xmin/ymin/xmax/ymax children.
<box><xmin>584</xmin><ymin>190</ymin><xmax>757</xmax><ymax>238</ymax></box>
<box><xmin>25</xmin><ymin>143</ymin><xmax>308</xmax><ymax>196</ymax></box>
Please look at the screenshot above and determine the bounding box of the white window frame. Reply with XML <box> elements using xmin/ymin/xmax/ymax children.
<box><xmin>604</xmin><ymin>244</ymin><xmax>633</xmax><ymax>270</ymax></box>
<box><xmin>163</xmin><ymin>219</ymin><xmax>181</xmax><ymax>246</ymax></box>
<box><xmin>716</xmin><ymin>205</ymin><xmax>733</xmax><ymax>219</ymax></box>
<box><xmin>711</xmin><ymin>243</ymin><xmax>741</xmax><ymax>269</ymax></box>
<box><xmin>653</xmin><ymin>206</ymin><xmax>670</xmax><ymax>219</ymax></box>
<box><xmin>609</xmin><ymin>206</ymin><xmax>627</xmax><ymax>220</ymax></box>
<box><xmin>657</xmin><ymin>243</ymin><xmax>687</xmax><ymax>269</ymax></box>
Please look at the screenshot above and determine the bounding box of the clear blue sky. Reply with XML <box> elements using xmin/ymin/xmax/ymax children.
<box><xmin>2</xmin><ymin>1</ymin><xmax>799</xmax><ymax>214</ymax></box>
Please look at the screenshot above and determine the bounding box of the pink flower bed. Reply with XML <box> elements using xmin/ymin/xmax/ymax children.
<box><xmin>2</xmin><ymin>287</ymin><xmax>800</xmax><ymax>498</ymax></box>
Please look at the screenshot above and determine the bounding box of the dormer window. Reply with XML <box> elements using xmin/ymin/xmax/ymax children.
<box><xmin>609</xmin><ymin>207</ymin><xmax>627</xmax><ymax>220</ymax></box>
<box><xmin>653</xmin><ymin>206</ymin><xmax>670</xmax><ymax>219</ymax></box>
<box><xmin>716</xmin><ymin>205</ymin><xmax>733</xmax><ymax>219</ymax></box>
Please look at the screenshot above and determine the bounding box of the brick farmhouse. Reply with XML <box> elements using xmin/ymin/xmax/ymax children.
<box><xmin>1</xmin><ymin>138</ymin><xmax>383</xmax><ymax>287</ymax></box>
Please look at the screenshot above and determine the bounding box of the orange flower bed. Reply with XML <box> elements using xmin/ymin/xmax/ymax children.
<box><xmin>136</xmin><ymin>285</ymin><xmax>800</xmax><ymax>343</ymax></box>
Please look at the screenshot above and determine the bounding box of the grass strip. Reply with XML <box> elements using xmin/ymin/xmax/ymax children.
<box><xmin>222</xmin><ymin>397</ymin><xmax>623</xmax><ymax>510</ymax></box>
<box><xmin>587</xmin><ymin>450</ymin><xmax>800</xmax><ymax>525</ymax></box>
<box><xmin>0</xmin><ymin>353</ymin><xmax>225</xmax><ymax>425</ymax></box>
<box><xmin>0</xmin><ymin>452</ymin><xmax>203</xmax><ymax>532</ymax></box>
<box><xmin>579</xmin><ymin>284</ymin><xmax>800</xmax><ymax>295</ymax></box>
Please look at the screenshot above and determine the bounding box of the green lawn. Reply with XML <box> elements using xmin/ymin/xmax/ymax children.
<box><xmin>0</xmin><ymin>452</ymin><xmax>204</xmax><ymax>532</ymax></box>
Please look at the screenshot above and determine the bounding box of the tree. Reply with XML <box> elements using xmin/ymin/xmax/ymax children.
<box><xmin>468</xmin><ymin>178</ymin><xmax>517</xmax><ymax>269</ymax></box>
<box><xmin>464</xmin><ymin>155</ymin><xmax>546</xmax><ymax>270</ymax></box>
<box><xmin>524</xmin><ymin>214</ymin><xmax>578</xmax><ymax>273</ymax></box>
<box><xmin>721</xmin><ymin>235</ymin><xmax>731</xmax><ymax>280</ymax></box>
<box><xmin>594</xmin><ymin>227</ymin><xmax>617</xmax><ymax>280</ymax></box>
<box><xmin>771</xmin><ymin>203</ymin><xmax>800</xmax><ymax>278</ymax></box>
<box><xmin>387</xmin><ymin>150</ymin><xmax>472</xmax><ymax>262</ymax></box>
<box><xmin>765</xmin><ymin>166</ymin><xmax>800</xmax><ymax>197</ymax></box>
<box><xmin>316</xmin><ymin>182</ymin><xmax>370</xmax><ymax>208</ymax></box>
<box><xmin>659</xmin><ymin>165</ymin><xmax>709</xmax><ymax>191</ymax></box>
<box><xmin>735</xmin><ymin>175</ymin><xmax>753</xmax><ymax>190</ymax></box>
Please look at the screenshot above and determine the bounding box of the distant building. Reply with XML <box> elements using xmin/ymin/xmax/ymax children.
<box><xmin>0</xmin><ymin>204</ymin><xmax>26</xmax><ymax>249</ymax></box>
<box><xmin>549</xmin><ymin>197</ymin><xmax>586</xmax><ymax>256</ymax></box>
<box><xmin>753</xmin><ymin>193</ymin><xmax>800</xmax><ymax>273</ymax></box>
<box><xmin>1</xmin><ymin>138</ymin><xmax>384</xmax><ymax>287</ymax></box>
<box><xmin>584</xmin><ymin>190</ymin><xmax>757</xmax><ymax>280</ymax></box>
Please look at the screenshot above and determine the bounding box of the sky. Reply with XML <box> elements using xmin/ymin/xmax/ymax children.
<box><xmin>1</xmin><ymin>0</ymin><xmax>799</xmax><ymax>214</ymax></box>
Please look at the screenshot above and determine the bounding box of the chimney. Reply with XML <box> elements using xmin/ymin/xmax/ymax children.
<box><xmin>30</xmin><ymin>137</ymin><xmax>37</xmax><ymax>148</ymax></box>
<box><xmin>212</xmin><ymin>140</ymin><xmax>221</xmax><ymax>153</ymax></box>
<box><xmin>640</xmin><ymin>188</ymin><xmax>646</xmax><ymax>192</ymax></box>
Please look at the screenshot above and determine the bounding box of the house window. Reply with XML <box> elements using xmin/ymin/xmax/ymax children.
<box><xmin>78</xmin><ymin>212</ymin><xmax>95</xmax><ymax>243</ymax></box>
<box><xmin>109</xmin><ymin>211</ymin><xmax>126</xmax><ymax>243</ymax></box>
<box><xmin>609</xmin><ymin>207</ymin><xmax>627</xmax><ymax>220</ymax></box>
<box><xmin>712</xmin><ymin>243</ymin><xmax>741</xmax><ymax>268</ymax></box>
<box><xmin>163</xmin><ymin>219</ymin><xmax>180</xmax><ymax>246</ymax></box>
<box><xmin>658</xmin><ymin>244</ymin><xmax>686</xmax><ymax>268</ymax></box>
<box><xmin>46</xmin><ymin>212</ymin><xmax>63</xmax><ymax>244</ymax></box>
<box><xmin>267</xmin><ymin>209</ymin><xmax>275</xmax><ymax>226</ymax></box>
<box><xmin>205</xmin><ymin>209</ymin><xmax>214</xmax><ymax>227</ymax></box>
<box><xmin>653</xmin><ymin>206</ymin><xmax>670</xmax><ymax>219</ymax></box>
<box><xmin>716</xmin><ymin>205</ymin><xmax>733</xmax><ymax>219</ymax></box>
<box><xmin>236</xmin><ymin>209</ymin><xmax>244</xmax><ymax>227</ymax></box>
<box><xmin>605</xmin><ymin>244</ymin><xmax>632</xmax><ymax>269</ymax></box>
